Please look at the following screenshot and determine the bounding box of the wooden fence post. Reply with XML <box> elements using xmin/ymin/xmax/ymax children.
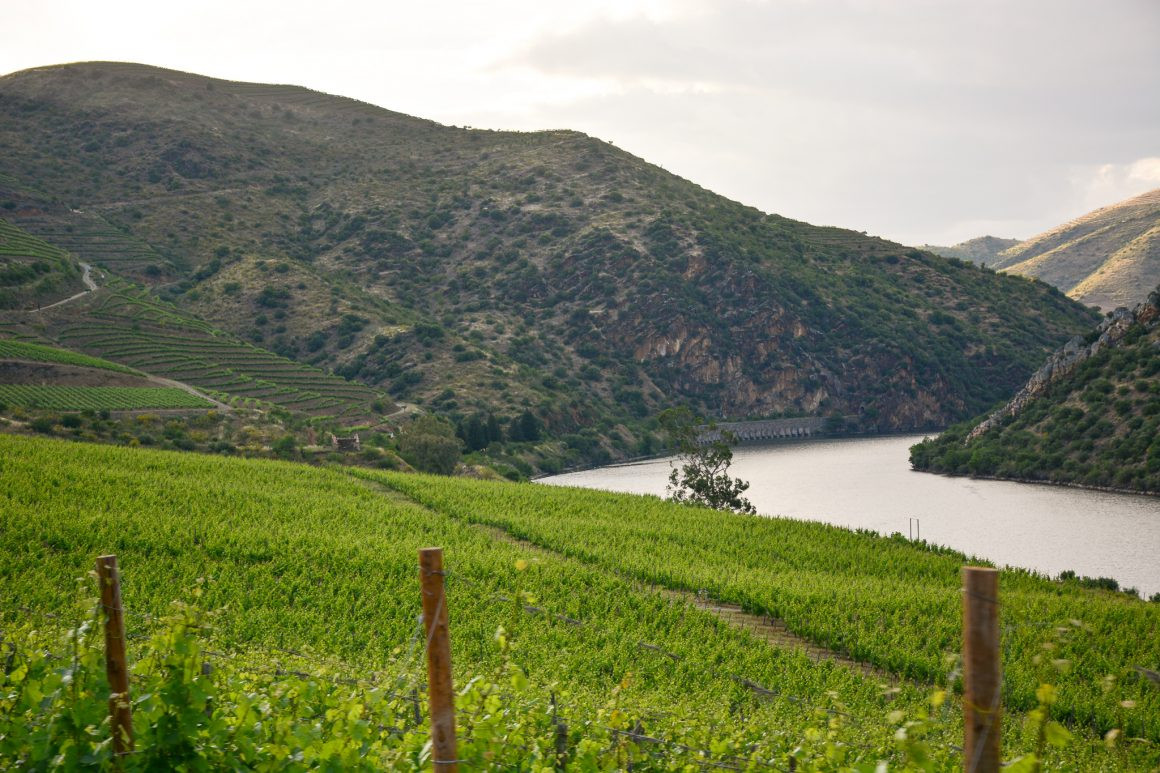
<box><xmin>96</xmin><ymin>554</ymin><xmax>134</xmax><ymax>759</ymax></box>
<box><xmin>419</xmin><ymin>547</ymin><xmax>458</xmax><ymax>772</ymax></box>
<box><xmin>962</xmin><ymin>566</ymin><xmax>1000</xmax><ymax>773</ymax></box>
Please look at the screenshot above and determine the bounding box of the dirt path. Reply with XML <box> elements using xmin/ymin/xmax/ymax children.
<box><xmin>359</xmin><ymin>473</ymin><xmax>899</xmax><ymax>684</ymax></box>
<box><xmin>143</xmin><ymin>374</ymin><xmax>231</xmax><ymax>411</ymax></box>
<box><xmin>476</xmin><ymin>524</ymin><xmax>894</xmax><ymax>681</ymax></box>
<box><xmin>34</xmin><ymin>262</ymin><xmax>98</xmax><ymax>312</ymax></box>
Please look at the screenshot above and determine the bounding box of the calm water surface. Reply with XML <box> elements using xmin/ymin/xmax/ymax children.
<box><xmin>540</xmin><ymin>435</ymin><xmax>1160</xmax><ymax>597</ymax></box>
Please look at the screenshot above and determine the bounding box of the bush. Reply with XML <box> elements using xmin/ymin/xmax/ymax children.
<box><xmin>397</xmin><ymin>415</ymin><xmax>461</xmax><ymax>475</ymax></box>
<box><xmin>30</xmin><ymin>416</ymin><xmax>56</xmax><ymax>433</ymax></box>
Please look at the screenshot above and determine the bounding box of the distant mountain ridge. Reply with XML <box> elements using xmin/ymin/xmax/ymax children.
<box><xmin>0</xmin><ymin>61</ymin><xmax>1101</xmax><ymax>467</ymax></box>
<box><xmin>993</xmin><ymin>189</ymin><xmax>1160</xmax><ymax>310</ymax></box>
<box><xmin>921</xmin><ymin>236</ymin><xmax>1020</xmax><ymax>267</ymax></box>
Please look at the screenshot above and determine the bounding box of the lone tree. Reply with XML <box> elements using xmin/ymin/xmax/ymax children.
<box><xmin>659</xmin><ymin>407</ymin><xmax>755</xmax><ymax>514</ymax></box>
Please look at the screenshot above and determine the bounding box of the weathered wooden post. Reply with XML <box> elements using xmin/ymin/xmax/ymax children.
<box><xmin>555</xmin><ymin>719</ymin><xmax>570</xmax><ymax>769</ymax></box>
<box><xmin>419</xmin><ymin>547</ymin><xmax>458</xmax><ymax>772</ymax></box>
<box><xmin>962</xmin><ymin>566</ymin><xmax>1001</xmax><ymax>773</ymax></box>
<box><xmin>96</xmin><ymin>555</ymin><xmax>134</xmax><ymax>759</ymax></box>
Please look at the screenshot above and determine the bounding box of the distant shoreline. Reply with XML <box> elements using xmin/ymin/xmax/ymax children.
<box><xmin>914</xmin><ymin>469</ymin><xmax>1160</xmax><ymax>499</ymax></box>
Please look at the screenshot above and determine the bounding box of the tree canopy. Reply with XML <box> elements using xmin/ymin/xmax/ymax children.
<box><xmin>659</xmin><ymin>407</ymin><xmax>755</xmax><ymax>514</ymax></box>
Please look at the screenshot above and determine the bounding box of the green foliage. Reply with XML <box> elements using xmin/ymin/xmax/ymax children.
<box><xmin>659</xmin><ymin>407</ymin><xmax>755</xmax><ymax>514</ymax></box>
<box><xmin>0</xmin><ymin>218</ymin><xmax>82</xmax><ymax>309</ymax></box>
<box><xmin>379</xmin><ymin>470</ymin><xmax>1160</xmax><ymax>744</ymax></box>
<box><xmin>508</xmin><ymin>409</ymin><xmax>542</xmax><ymax>442</ymax></box>
<box><xmin>40</xmin><ymin>278</ymin><xmax>391</xmax><ymax>422</ymax></box>
<box><xmin>0</xmin><ymin>339</ymin><xmax>140</xmax><ymax>374</ymax></box>
<box><xmin>0</xmin><ymin>384</ymin><xmax>212</xmax><ymax>410</ymax></box>
<box><xmin>911</xmin><ymin>315</ymin><xmax>1160</xmax><ymax>493</ymax></box>
<box><xmin>5</xmin><ymin>434</ymin><xmax>1156</xmax><ymax>768</ymax></box>
<box><xmin>396</xmin><ymin>414</ymin><xmax>462</xmax><ymax>474</ymax></box>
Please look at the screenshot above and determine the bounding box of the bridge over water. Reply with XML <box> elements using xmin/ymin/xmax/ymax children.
<box><xmin>700</xmin><ymin>417</ymin><xmax>840</xmax><ymax>443</ymax></box>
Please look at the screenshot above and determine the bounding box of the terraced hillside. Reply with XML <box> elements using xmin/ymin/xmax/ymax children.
<box><xmin>0</xmin><ymin>384</ymin><xmax>211</xmax><ymax>411</ymax></box>
<box><xmin>0</xmin><ymin>62</ymin><xmax>1101</xmax><ymax>463</ymax></box>
<box><xmin>994</xmin><ymin>188</ymin><xmax>1160</xmax><ymax>310</ymax></box>
<box><xmin>0</xmin><ymin>339</ymin><xmax>215</xmax><ymax>411</ymax></box>
<box><xmin>0</xmin><ymin>217</ymin><xmax>84</xmax><ymax>309</ymax></box>
<box><xmin>4</xmin><ymin>277</ymin><xmax>393</xmax><ymax>422</ymax></box>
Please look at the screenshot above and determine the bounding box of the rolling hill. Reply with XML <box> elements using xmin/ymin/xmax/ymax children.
<box><xmin>992</xmin><ymin>188</ymin><xmax>1160</xmax><ymax>311</ymax></box>
<box><xmin>0</xmin><ymin>62</ymin><xmax>1102</xmax><ymax>466</ymax></box>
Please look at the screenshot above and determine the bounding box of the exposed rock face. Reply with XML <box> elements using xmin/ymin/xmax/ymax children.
<box><xmin>968</xmin><ymin>287</ymin><xmax>1160</xmax><ymax>441</ymax></box>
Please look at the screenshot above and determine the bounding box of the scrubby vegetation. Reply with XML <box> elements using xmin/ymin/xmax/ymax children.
<box><xmin>911</xmin><ymin>296</ymin><xmax>1160</xmax><ymax>492</ymax></box>
<box><xmin>0</xmin><ymin>218</ymin><xmax>83</xmax><ymax>309</ymax></box>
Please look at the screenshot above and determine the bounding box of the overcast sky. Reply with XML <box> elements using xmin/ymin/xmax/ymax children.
<box><xmin>3</xmin><ymin>0</ymin><xmax>1158</xmax><ymax>246</ymax></box>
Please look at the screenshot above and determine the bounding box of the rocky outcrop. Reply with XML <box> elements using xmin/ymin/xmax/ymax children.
<box><xmin>968</xmin><ymin>287</ymin><xmax>1160</xmax><ymax>441</ymax></box>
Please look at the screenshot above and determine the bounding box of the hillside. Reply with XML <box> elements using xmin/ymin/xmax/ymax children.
<box><xmin>3</xmin><ymin>433</ymin><xmax>1159</xmax><ymax>769</ymax></box>
<box><xmin>0</xmin><ymin>217</ymin><xmax>85</xmax><ymax>309</ymax></box>
<box><xmin>993</xmin><ymin>188</ymin><xmax>1160</xmax><ymax>310</ymax></box>
<box><xmin>921</xmin><ymin>235</ymin><xmax>1020</xmax><ymax>266</ymax></box>
<box><xmin>0</xmin><ymin>62</ymin><xmax>1101</xmax><ymax>465</ymax></box>
<box><xmin>910</xmin><ymin>286</ymin><xmax>1160</xmax><ymax>492</ymax></box>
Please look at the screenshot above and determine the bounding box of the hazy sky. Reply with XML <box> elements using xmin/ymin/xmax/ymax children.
<box><xmin>3</xmin><ymin>0</ymin><xmax>1158</xmax><ymax>246</ymax></box>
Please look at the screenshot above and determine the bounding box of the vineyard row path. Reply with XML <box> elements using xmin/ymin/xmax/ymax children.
<box><xmin>358</xmin><ymin>477</ymin><xmax>902</xmax><ymax>686</ymax></box>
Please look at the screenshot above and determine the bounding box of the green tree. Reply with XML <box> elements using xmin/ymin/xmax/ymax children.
<box><xmin>397</xmin><ymin>415</ymin><xmax>462</xmax><ymax>475</ymax></box>
<box><xmin>509</xmin><ymin>409</ymin><xmax>542</xmax><ymax>442</ymax></box>
<box><xmin>659</xmin><ymin>407</ymin><xmax>755</xmax><ymax>514</ymax></box>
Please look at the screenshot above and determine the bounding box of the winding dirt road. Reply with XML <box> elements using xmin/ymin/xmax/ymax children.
<box><xmin>34</xmin><ymin>262</ymin><xmax>98</xmax><ymax>312</ymax></box>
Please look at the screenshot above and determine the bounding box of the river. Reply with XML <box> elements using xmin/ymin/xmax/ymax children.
<box><xmin>539</xmin><ymin>434</ymin><xmax>1160</xmax><ymax>598</ymax></box>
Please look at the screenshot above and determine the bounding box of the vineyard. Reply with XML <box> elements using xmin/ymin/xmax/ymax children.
<box><xmin>0</xmin><ymin>192</ymin><xmax>168</xmax><ymax>279</ymax></box>
<box><xmin>38</xmin><ymin>278</ymin><xmax>392</xmax><ymax>421</ymax></box>
<box><xmin>0</xmin><ymin>218</ymin><xmax>82</xmax><ymax>309</ymax></box>
<box><xmin>370</xmin><ymin>472</ymin><xmax>1160</xmax><ymax>743</ymax></box>
<box><xmin>1</xmin><ymin>434</ymin><xmax>1156</xmax><ymax>769</ymax></box>
<box><xmin>0</xmin><ymin>385</ymin><xmax>211</xmax><ymax>411</ymax></box>
<box><xmin>0</xmin><ymin>338</ymin><xmax>140</xmax><ymax>374</ymax></box>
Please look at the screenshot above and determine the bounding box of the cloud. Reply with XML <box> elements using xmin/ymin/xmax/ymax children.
<box><xmin>496</xmin><ymin>0</ymin><xmax>1160</xmax><ymax>244</ymax></box>
<box><xmin>1071</xmin><ymin>157</ymin><xmax>1160</xmax><ymax>213</ymax></box>
<box><xmin>2</xmin><ymin>0</ymin><xmax>1156</xmax><ymax>245</ymax></box>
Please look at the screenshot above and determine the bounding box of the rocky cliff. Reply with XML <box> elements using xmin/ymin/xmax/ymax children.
<box><xmin>968</xmin><ymin>291</ymin><xmax>1160</xmax><ymax>440</ymax></box>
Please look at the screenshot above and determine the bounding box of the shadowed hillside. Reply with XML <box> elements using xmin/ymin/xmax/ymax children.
<box><xmin>911</xmin><ymin>286</ymin><xmax>1160</xmax><ymax>492</ymax></box>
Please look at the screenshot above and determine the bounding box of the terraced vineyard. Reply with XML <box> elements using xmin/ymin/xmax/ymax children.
<box><xmin>0</xmin><ymin>338</ymin><xmax>140</xmax><ymax>374</ymax></box>
<box><xmin>3</xmin><ymin>434</ymin><xmax>1155</xmax><ymax>769</ymax></box>
<box><xmin>0</xmin><ymin>218</ymin><xmax>82</xmax><ymax>309</ymax></box>
<box><xmin>41</xmin><ymin>279</ymin><xmax>392</xmax><ymax>421</ymax></box>
<box><xmin>0</xmin><ymin>179</ymin><xmax>169</xmax><ymax>279</ymax></box>
<box><xmin>0</xmin><ymin>384</ymin><xmax>211</xmax><ymax>410</ymax></box>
